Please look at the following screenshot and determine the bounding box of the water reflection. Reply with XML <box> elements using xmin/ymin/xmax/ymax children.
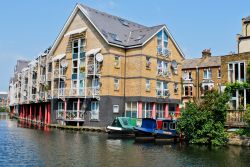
<box><xmin>0</xmin><ymin>120</ymin><xmax>250</xmax><ymax>167</ymax></box>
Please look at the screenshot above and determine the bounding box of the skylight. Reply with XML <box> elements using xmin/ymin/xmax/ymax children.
<box><xmin>118</xmin><ymin>18</ymin><xmax>129</xmax><ymax>26</ymax></box>
<box><xmin>109</xmin><ymin>33</ymin><xmax>122</xmax><ymax>42</ymax></box>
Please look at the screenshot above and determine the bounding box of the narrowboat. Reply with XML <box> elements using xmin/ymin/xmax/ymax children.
<box><xmin>133</xmin><ymin>118</ymin><xmax>157</xmax><ymax>141</ymax></box>
<box><xmin>154</xmin><ymin>119</ymin><xmax>179</xmax><ymax>142</ymax></box>
<box><xmin>106</xmin><ymin>117</ymin><xmax>137</xmax><ymax>138</ymax></box>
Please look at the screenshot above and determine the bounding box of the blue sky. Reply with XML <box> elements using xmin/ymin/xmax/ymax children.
<box><xmin>0</xmin><ymin>0</ymin><xmax>250</xmax><ymax>91</ymax></box>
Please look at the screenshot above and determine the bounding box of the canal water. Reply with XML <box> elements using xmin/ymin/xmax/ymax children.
<box><xmin>0</xmin><ymin>118</ymin><xmax>250</xmax><ymax>167</ymax></box>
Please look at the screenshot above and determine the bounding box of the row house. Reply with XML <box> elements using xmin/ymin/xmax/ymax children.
<box><xmin>182</xmin><ymin>49</ymin><xmax>221</xmax><ymax>106</ymax></box>
<box><xmin>9</xmin><ymin>4</ymin><xmax>185</xmax><ymax>126</ymax></box>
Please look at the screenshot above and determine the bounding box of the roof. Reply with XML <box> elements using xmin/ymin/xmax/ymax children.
<box><xmin>14</xmin><ymin>60</ymin><xmax>30</xmax><ymax>74</ymax></box>
<box><xmin>49</xmin><ymin>4</ymin><xmax>185</xmax><ymax>58</ymax></box>
<box><xmin>182</xmin><ymin>56</ymin><xmax>221</xmax><ymax>69</ymax></box>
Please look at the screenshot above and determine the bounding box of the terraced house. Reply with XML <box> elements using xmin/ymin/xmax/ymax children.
<box><xmin>9</xmin><ymin>4</ymin><xmax>184</xmax><ymax>126</ymax></box>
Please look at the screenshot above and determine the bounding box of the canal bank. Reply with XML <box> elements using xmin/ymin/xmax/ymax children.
<box><xmin>1</xmin><ymin>119</ymin><xmax>250</xmax><ymax>167</ymax></box>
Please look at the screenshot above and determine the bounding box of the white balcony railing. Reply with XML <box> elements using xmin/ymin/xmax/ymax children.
<box><xmin>56</xmin><ymin>110</ymin><xmax>85</xmax><ymax>120</ymax></box>
<box><xmin>40</xmin><ymin>75</ymin><xmax>46</xmax><ymax>84</ymax></box>
<box><xmin>53</xmin><ymin>87</ymin><xmax>100</xmax><ymax>98</ymax></box>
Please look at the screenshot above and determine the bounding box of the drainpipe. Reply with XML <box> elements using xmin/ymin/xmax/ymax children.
<box><xmin>196</xmin><ymin>66</ymin><xmax>199</xmax><ymax>99</ymax></box>
<box><xmin>123</xmin><ymin>49</ymin><xmax>127</xmax><ymax>116</ymax></box>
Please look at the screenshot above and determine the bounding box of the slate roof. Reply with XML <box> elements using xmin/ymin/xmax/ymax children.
<box><xmin>182</xmin><ymin>56</ymin><xmax>221</xmax><ymax>69</ymax></box>
<box><xmin>14</xmin><ymin>60</ymin><xmax>30</xmax><ymax>74</ymax></box>
<box><xmin>79</xmin><ymin>4</ymin><xmax>164</xmax><ymax>47</ymax></box>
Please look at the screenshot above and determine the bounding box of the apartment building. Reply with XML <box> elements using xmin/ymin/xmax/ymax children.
<box><xmin>182</xmin><ymin>49</ymin><xmax>221</xmax><ymax>105</ymax></box>
<box><xmin>9</xmin><ymin>4</ymin><xmax>184</xmax><ymax>126</ymax></box>
<box><xmin>0</xmin><ymin>92</ymin><xmax>8</xmax><ymax>107</ymax></box>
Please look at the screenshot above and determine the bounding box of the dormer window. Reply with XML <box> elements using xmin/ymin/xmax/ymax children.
<box><xmin>157</xmin><ymin>30</ymin><xmax>169</xmax><ymax>56</ymax></box>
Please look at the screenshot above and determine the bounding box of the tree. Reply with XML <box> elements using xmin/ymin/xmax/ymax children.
<box><xmin>178</xmin><ymin>90</ymin><xmax>230</xmax><ymax>146</ymax></box>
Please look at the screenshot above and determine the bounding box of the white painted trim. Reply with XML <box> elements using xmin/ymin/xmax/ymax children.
<box><xmin>64</xmin><ymin>27</ymin><xmax>87</xmax><ymax>37</ymax></box>
<box><xmin>52</xmin><ymin>54</ymin><xmax>66</xmax><ymax>61</ymax></box>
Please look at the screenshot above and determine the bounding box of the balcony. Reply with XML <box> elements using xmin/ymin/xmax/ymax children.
<box><xmin>56</xmin><ymin>110</ymin><xmax>85</xmax><ymax>121</ymax></box>
<box><xmin>29</xmin><ymin>94</ymin><xmax>36</xmax><ymax>102</ymax></box>
<box><xmin>87</xmin><ymin>64</ymin><xmax>100</xmax><ymax>76</ymax></box>
<box><xmin>226</xmin><ymin>110</ymin><xmax>247</xmax><ymax>127</ymax></box>
<box><xmin>156</xmin><ymin>89</ymin><xmax>170</xmax><ymax>98</ymax></box>
<box><xmin>47</xmin><ymin>72</ymin><xmax>52</xmax><ymax>81</ymax></box>
<box><xmin>40</xmin><ymin>75</ymin><xmax>46</xmax><ymax>84</ymax></box>
<box><xmin>53</xmin><ymin>87</ymin><xmax>100</xmax><ymax>98</ymax></box>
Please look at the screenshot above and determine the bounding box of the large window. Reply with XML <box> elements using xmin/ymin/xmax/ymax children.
<box><xmin>114</xmin><ymin>55</ymin><xmax>120</xmax><ymax>68</ymax></box>
<box><xmin>228</xmin><ymin>62</ymin><xmax>245</xmax><ymax>83</ymax></box>
<box><xmin>156</xmin><ymin>81</ymin><xmax>169</xmax><ymax>97</ymax></box>
<box><xmin>114</xmin><ymin>78</ymin><xmax>119</xmax><ymax>90</ymax></box>
<box><xmin>157</xmin><ymin>30</ymin><xmax>169</xmax><ymax>56</ymax></box>
<box><xmin>156</xmin><ymin>104</ymin><xmax>165</xmax><ymax>118</ymax></box>
<box><xmin>58</xmin><ymin>102</ymin><xmax>64</xmax><ymax>111</ymax></box>
<box><xmin>203</xmin><ymin>69</ymin><xmax>212</xmax><ymax>79</ymax></box>
<box><xmin>157</xmin><ymin>60</ymin><xmax>169</xmax><ymax>76</ymax></box>
<box><xmin>91</xmin><ymin>101</ymin><xmax>99</xmax><ymax>120</ymax></box>
<box><xmin>125</xmin><ymin>102</ymin><xmax>137</xmax><ymax>118</ymax></box>
<box><xmin>72</xmin><ymin>38</ymin><xmax>86</xmax><ymax>93</ymax></box>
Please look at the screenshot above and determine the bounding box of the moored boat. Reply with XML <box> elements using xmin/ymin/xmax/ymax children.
<box><xmin>107</xmin><ymin>117</ymin><xmax>136</xmax><ymax>138</ymax></box>
<box><xmin>154</xmin><ymin>118</ymin><xmax>179</xmax><ymax>142</ymax></box>
<box><xmin>133</xmin><ymin>118</ymin><xmax>157</xmax><ymax>141</ymax></box>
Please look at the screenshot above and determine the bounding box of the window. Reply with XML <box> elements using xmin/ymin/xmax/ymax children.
<box><xmin>146</xmin><ymin>57</ymin><xmax>151</xmax><ymax>69</ymax></box>
<box><xmin>58</xmin><ymin>102</ymin><xmax>64</xmax><ymax>111</ymax></box>
<box><xmin>113</xmin><ymin>105</ymin><xmax>119</xmax><ymax>113</ymax></box>
<box><xmin>188</xmin><ymin>71</ymin><xmax>192</xmax><ymax>80</ymax></box>
<box><xmin>72</xmin><ymin>38</ymin><xmax>85</xmax><ymax>91</ymax></box>
<box><xmin>156</xmin><ymin>104</ymin><xmax>165</xmax><ymax>118</ymax></box>
<box><xmin>157</xmin><ymin>30</ymin><xmax>169</xmax><ymax>56</ymax></box>
<box><xmin>204</xmin><ymin>69</ymin><xmax>212</xmax><ymax>79</ymax></box>
<box><xmin>114</xmin><ymin>78</ymin><xmax>119</xmax><ymax>90</ymax></box>
<box><xmin>228</xmin><ymin>62</ymin><xmax>245</xmax><ymax>83</ymax></box>
<box><xmin>156</xmin><ymin>81</ymin><xmax>169</xmax><ymax>97</ymax></box>
<box><xmin>157</xmin><ymin>60</ymin><xmax>169</xmax><ymax>76</ymax></box>
<box><xmin>142</xmin><ymin>102</ymin><xmax>152</xmax><ymax>118</ymax></box>
<box><xmin>114</xmin><ymin>55</ymin><xmax>120</xmax><ymax>68</ymax></box>
<box><xmin>184</xmin><ymin>86</ymin><xmax>193</xmax><ymax>96</ymax></box>
<box><xmin>174</xmin><ymin>83</ymin><xmax>178</xmax><ymax>94</ymax></box>
<box><xmin>218</xmin><ymin>68</ymin><xmax>221</xmax><ymax>78</ymax></box>
<box><xmin>91</xmin><ymin>101</ymin><xmax>99</xmax><ymax>120</ymax></box>
<box><xmin>146</xmin><ymin>79</ymin><xmax>151</xmax><ymax>91</ymax></box>
<box><xmin>125</xmin><ymin>102</ymin><xmax>137</xmax><ymax>118</ymax></box>
<box><xmin>169</xmin><ymin>122</ymin><xmax>176</xmax><ymax>130</ymax></box>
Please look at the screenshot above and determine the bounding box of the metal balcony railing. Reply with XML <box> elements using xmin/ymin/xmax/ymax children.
<box><xmin>56</xmin><ymin>110</ymin><xmax>85</xmax><ymax>120</ymax></box>
<box><xmin>53</xmin><ymin>87</ymin><xmax>100</xmax><ymax>98</ymax></box>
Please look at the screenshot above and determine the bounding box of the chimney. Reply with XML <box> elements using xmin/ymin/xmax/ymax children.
<box><xmin>202</xmin><ymin>49</ymin><xmax>211</xmax><ymax>59</ymax></box>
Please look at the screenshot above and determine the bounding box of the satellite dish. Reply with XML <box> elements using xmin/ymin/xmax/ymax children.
<box><xmin>96</xmin><ymin>53</ymin><xmax>103</xmax><ymax>62</ymax></box>
<box><xmin>171</xmin><ymin>60</ymin><xmax>177</xmax><ymax>69</ymax></box>
<box><xmin>61</xmin><ymin>59</ymin><xmax>68</xmax><ymax>68</ymax></box>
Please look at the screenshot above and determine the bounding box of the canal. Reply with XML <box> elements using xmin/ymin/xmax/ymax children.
<box><xmin>0</xmin><ymin>118</ymin><xmax>250</xmax><ymax>167</ymax></box>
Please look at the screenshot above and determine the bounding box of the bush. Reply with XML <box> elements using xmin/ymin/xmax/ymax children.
<box><xmin>178</xmin><ymin>90</ymin><xmax>230</xmax><ymax>146</ymax></box>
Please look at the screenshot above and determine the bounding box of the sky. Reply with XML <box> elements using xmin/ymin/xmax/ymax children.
<box><xmin>0</xmin><ymin>0</ymin><xmax>250</xmax><ymax>91</ymax></box>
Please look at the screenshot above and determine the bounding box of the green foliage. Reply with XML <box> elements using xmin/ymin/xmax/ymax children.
<box><xmin>0</xmin><ymin>107</ymin><xmax>9</xmax><ymax>112</ymax></box>
<box><xmin>178</xmin><ymin>90</ymin><xmax>230</xmax><ymax>146</ymax></box>
<box><xmin>225</xmin><ymin>82</ymin><xmax>250</xmax><ymax>94</ymax></box>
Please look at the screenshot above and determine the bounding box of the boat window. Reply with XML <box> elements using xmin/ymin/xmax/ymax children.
<box><xmin>121</xmin><ymin>118</ymin><xmax>129</xmax><ymax>126</ymax></box>
<box><xmin>162</xmin><ymin>122</ymin><xmax>168</xmax><ymax>130</ymax></box>
<box><xmin>169</xmin><ymin>122</ymin><xmax>176</xmax><ymax>130</ymax></box>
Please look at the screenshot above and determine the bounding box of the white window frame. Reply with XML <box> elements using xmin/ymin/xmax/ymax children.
<box><xmin>157</xmin><ymin>60</ymin><xmax>169</xmax><ymax>76</ymax></box>
<box><xmin>146</xmin><ymin>79</ymin><xmax>151</xmax><ymax>91</ymax></box>
<box><xmin>90</xmin><ymin>101</ymin><xmax>99</xmax><ymax>120</ymax></box>
<box><xmin>156</xmin><ymin>81</ymin><xmax>168</xmax><ymax>97</ymax></box>
<box><xmin>58</xmin><ymin>102</ymin><xmax>64</xmax><ymax>111</ymax></box>
<box><xmin>228</xmin><ymin>62</ymin><xmax>246</xmax><ymax>83</ymax></box>
<box><xmin>156</xmin><ymin>103</ymin><xmax>164</xmax><ymax>118</ymax></box>
<box><xmin>114</xmin><ymin>78</ymin><xmax>119</xmax><ymax>90</ymax></box>
<box><xmin>125</xmin><ymin>102</ymin><xmax>138</xmax><ymax>118</ymax></box>
<box><xmin>114</xmin><ymin>55</ymin><xmax>120</xmax><ymax>68</ymax></box>
<box><xmin>157</xmin><ymin>30</ymin><xmax>168</xmax><ymax>55</ymax></box>
<box><xmin>203</xmin><ymin>68</ymin><xmax>212</xmax><ymax>79</ymax></box>
<box><xmin>113</xmin><ymin>105</ymin><xmax>119</xmax><ymax>113</ymax></box>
